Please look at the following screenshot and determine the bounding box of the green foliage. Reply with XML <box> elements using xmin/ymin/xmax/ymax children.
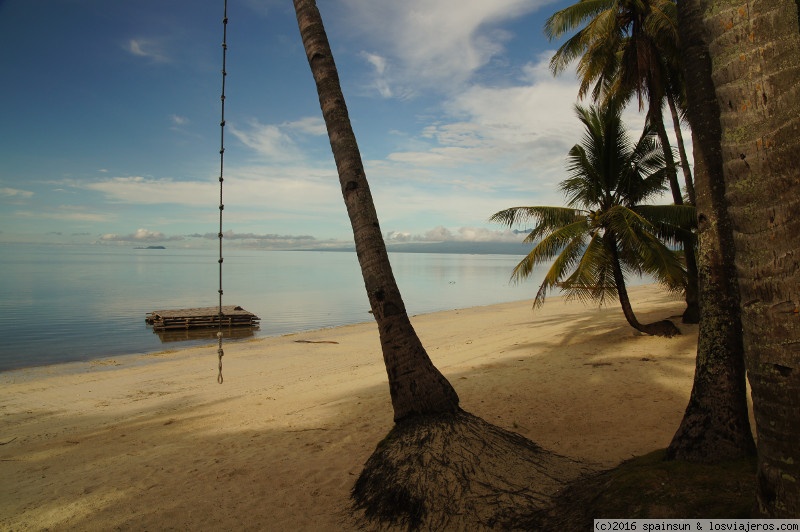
<box><xmin>544</xmin><ymin>0</ymin><xmax>682</xmax><ymax>112</ymax></box>
<box><xmin>490</xmin><ymin>103</ymin><xmax>692</xmax><ymax>308</ymax></box>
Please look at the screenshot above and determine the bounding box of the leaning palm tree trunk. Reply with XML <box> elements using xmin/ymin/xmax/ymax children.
<box><xmin>605</xmin><ymin>231</ymin><xmax>680</xmax><ymax>337</ymax></box>
<box><xmin>292</xmin><ymin>3</ymin><xmax>587</xmax><ymax>528</ymax></box>
<box><xmin>292</xmin><ymin>0</ymin><xmax>459</xmax><ymax>421</ymax></box>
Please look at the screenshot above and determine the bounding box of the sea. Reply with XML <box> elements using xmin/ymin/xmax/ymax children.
<box><xmin>0</xmin><ymin>243</ymin><xmax>542</xmax><ymax>372</ymax></box>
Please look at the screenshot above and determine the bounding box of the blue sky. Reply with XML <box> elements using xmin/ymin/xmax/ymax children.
<box><xmin>0</xmin><ymin>0</ymin><xmax>678</xmax><ymax>250</ymax></box>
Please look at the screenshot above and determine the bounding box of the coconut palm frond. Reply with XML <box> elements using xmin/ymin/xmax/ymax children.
<box><xmin>544</xmin><ymin>0</ymin><xmax>615</xmax><ymax>41</ymax></box>
<box><xmin>491</xmin><ymin>101</ymin><xmax>687</xmax><ymax>314</ymax></box>
<box><xmin>635</xmin><ymin>204</ymin><xmax>697</xmax><ymax>241</ymax></box>
<box><xmin>523</xmin><ymin>208</ymin><xmax>586</xmax><ymax>243</ymax></box>
<box><xmin>511</xmin><ymin>218</ymin><xmax>590</xmax><ymax>285</ymax></box>
<box><xmin>531</xmin><ymin>231</ymin><xmax>590</xmax><ymax>307</ymax></box>
<box><xmin>607</xmin><ymin>206</ymin><xmax>686</xmax><ymax>288</ymax></box>
<box><xmin>489</xmin><ymin>206</ymin><xmax>580</xmax><ymax>237</ymax></box>
<box><xmin>559</xmin><ymin>233</ymin><xmax>618</xmax><ymax>305</ymax></box>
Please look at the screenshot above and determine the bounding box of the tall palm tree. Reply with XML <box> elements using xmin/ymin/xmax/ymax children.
<box><xmin>292</xmin><ymin>0</ymin><xmax>459</xmax><ymax>421</ymax></box>
<box><xmin>663</xmin><ymin>0</ymin><xmax>756</xmax><ymax>465</ymax></box>
<box><xmin>492</xmin><ymin>104</ymin><xmax>691</xmax><ymax>337</ymax></box>
<box><xmin>678</xmin><ymin>0</ymin><xmax>800</xmax><ymax>515</ymax></box>
<box><xmin>292</xmin><ymin>5</ymin><xmax>588</xmax><ymax>527</ymax></box>
<box><xmin>544</xmin><ymin>0</ymin><xmax>680</xmax><ymax>193</ymax></box>
<box><xmin>545</xmin><ymin>0</ymin><xmax>701</xmax><ymax>324</ymax></box>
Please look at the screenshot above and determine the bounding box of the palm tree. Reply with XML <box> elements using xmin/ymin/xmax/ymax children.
<box><xmin>545</xmin><ymin>0</ymin><xmax>680</xmax><ymax>194</ymax></box>
<box><xmin>677</xmin><ymin>0</ymin><xmax>800</xmax><ymax>515</ymax></box>
<box><xmin>663</xmin><ymin>0</ymin><xmax>756</xmax><ymax>464</ymax></box>
<box><xmin>292</xmin><ymin>3</ymin><xmax>586</xmax><ymax>527</ymax></box>
<box><xmin>492</xmin><ymin>104</ymin><xmax>691</xmax><ymax>337</ymax></box>
<box><xmin>545</xmin><ymin>0</ymin><xmax>701</xmax><ymax>324</ymax></box>
<box><xmin>292</xmin><ymin>0</ymin><xmax>459</xmax><ymax>421</ymax></box>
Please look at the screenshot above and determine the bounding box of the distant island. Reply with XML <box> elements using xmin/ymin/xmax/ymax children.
<box><xmin>134</xmin><ymin>245</ymin><xmax>166</xmax><ymax>249</ymax></box>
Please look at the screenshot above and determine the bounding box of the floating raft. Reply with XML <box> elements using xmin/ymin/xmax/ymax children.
<box><xmin>145</xmin><ymin>305</ymin><xmax>260</xmax><ymax>331</ymax></box>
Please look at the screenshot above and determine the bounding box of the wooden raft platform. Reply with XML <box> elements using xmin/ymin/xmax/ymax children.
<box><xmin>145</xmin><ymin>305</ymin><xmax>260</xmax><ymax>331</ymax></box>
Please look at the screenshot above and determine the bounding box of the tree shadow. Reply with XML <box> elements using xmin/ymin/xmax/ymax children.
<box><xmin>1</xmin><ymin>294</ymin><xmax>699</xmax><ymax>530</ymax></box>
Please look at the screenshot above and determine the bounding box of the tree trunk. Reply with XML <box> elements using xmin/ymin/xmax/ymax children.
<box><xmin>651</xmin><ymin>107</ymin><xmax>684</xmax><ymax>206</ymax></box>
<box><xmin>605</xmin><ymin>231</ymin><xmax>681</xmax><ymax>337</ymax></box>
<box><xmin>651</xmin><ymin>105</ymin><xmax>701</xmax><ymax>324</ymax></box>
<box><xmin>680</xmin><ymin>0</ymin><xmax>800</xmax><ymax>516</ymax></box>
<box><xmin>667</xmin><ymin>92</ymin><xmax>697</xmax><ymax>205</ymax></box>
<box><xmin>653</xmin><ymin>112</ymin><xmax>702</xmax><ymax>324</ymax></box>
<box><xmin>293</xmin><ymin>0</ymin><xmax>459</xmax><ymax>421</ymax></box>
<box><xmin>665</xmin><ymin>8</ymin><xmax>755</xmax><ymax>459</ymax></box>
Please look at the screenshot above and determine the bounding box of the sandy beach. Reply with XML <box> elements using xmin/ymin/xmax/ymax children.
<box><xmin>1</xmin><ymin>284</ymin><xmax>700</xmax><ymax>530</ymax></box>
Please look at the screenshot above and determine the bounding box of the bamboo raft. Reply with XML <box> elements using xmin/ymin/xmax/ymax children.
<box><xmin>145</xmin><ymin>305</ymin><xmax>260</xmax><ymax>331</ymax></box>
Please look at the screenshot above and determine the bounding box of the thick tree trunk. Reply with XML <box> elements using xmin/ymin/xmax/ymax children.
<box><xmin>679</xmin><ymin>0</ymin><xmax>800</xmax><ymax>515</ymax></box>
<box><xmin>665</xmin><ymin>12</ymin><xmax>755</xmax><ymax>459</ymax></box>
<box><xmin>293</xmin><ymin>0</ymin><xmax>459</xmax><ymax>421</ymax></box>
<box><xmin>605</xmin><ymin>231</ymin><xmax>680</xmax><ymax>337</ymax></box>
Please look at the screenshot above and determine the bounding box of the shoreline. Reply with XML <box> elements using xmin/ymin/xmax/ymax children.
<box><xmin>1</xmin><ymin>284</ymin><xmax>698</xmax><ymax>529</ymax></box>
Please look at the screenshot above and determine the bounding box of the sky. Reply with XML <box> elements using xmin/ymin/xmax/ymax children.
<box><xmin>0</xmin><ymin>0</ymin><xmax>686</xmax><ymax>251</ymax></box>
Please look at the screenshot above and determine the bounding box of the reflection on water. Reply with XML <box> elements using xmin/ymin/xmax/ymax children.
<box><xmin>151</xmin><ymin>326</ymin><xmax>258</xmax><ymax>344</ymax></box>
<box><xmin>0</xmin><ymin>244</ymin><xmax>536</xmax><ymax>371</ymax></box>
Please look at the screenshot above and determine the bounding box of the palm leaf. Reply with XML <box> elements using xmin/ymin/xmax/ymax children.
<box><xmin>605</xmin><ymin>205</ymin><xmax>686</xmax><ymax>288</ymax></box>
<box><xmin>530</xmin><ymin>228</ymin><xmax>591</xmax><ymax>307</ymax></box>
<box><xmin>510</xmin><ymin>218</ymin><xmax>590</xmax><ymax>284</ymax></box>
<box><xmin>558</xmin><ymin>233</ymin><xmax>618</xmax><ymax>304</ymax></box>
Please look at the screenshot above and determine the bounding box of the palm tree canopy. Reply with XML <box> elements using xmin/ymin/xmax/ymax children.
<box><xmin>544</xmin><ymin>0</ymin><xmax>680</xmax><ymax>108</ymax></box>
<box><xmin>490</xmin><ymin>103</ymin><xmax>690</xmax><ymax>307</ymax></box>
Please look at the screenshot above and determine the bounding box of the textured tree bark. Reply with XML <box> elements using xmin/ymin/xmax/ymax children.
<box><xmin>665</xmin><ymin>4</ymin><xmax>756</xmax><ymax>459</ymax></box>
<box><xmin>679</xmin><ymin>0</ymin><xmax>800</xmax><ymax>515</ymax></box>
<box><xmin>293</xmin><ymin>0</ymin><xmax>459</xmax><ymax>421</ymax></box>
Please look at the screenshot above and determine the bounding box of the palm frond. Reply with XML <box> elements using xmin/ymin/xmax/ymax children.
<box><xmin>543</xmin><ymin>0</ymin><xmax>616</xmax><ymax>41</ymax></box>
<box><xmin>558</xmin><ymin>233</ymin><xmax>618</xmax><ymax>305</ymax></box>
<box><xmin>605</xmin><ymin>206</ymin><xmax>687</xmax><ymax>288</ymax></box>
<box><xmin>530</xmin><ymin>229</ymin><xmax>591</xmax><ymax>307</ymax></box>
<box><xmin>489</xmin><ymin>206</ymin><xmax>580</xmax><ymax>234</ymax></box>
<box><xmin>634</xmin><ymin>204</ymin><xmax>696</xmax><ymax>230</ymax></box>
<box><xmin>510</xmin><ymin>218</ymin><xmax>590</xmax><ymax>285</ymax></box>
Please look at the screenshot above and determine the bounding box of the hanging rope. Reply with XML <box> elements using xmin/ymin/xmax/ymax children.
<box><xmin>216</xmin><ymin>0</ymin><xmax>229</xmax><ymax>384</ymax></box>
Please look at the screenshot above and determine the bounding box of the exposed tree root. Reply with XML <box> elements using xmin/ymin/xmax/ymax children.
<box><xmin>350</xmin><ymin>409</ymin><xmax>588</xmax><ymax>530</ymax></box>
<box><xmin>641</xmin><ymin>319</ymin><xmax>681</xmax><ymax>337</ymax></box>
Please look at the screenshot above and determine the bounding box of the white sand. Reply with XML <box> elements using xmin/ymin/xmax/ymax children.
<box><xmin>0</xmin><ymin>284</ymin><xmax>699</xmax><ymax>530</ymax></box>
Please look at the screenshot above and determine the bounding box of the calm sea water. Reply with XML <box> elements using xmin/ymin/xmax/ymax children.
<box><xmin>0</xmin><ymin>244</ymin><xmax>538</xmax><ymax>372</ymax></box>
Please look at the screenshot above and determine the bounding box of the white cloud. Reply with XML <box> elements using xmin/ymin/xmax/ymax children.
<box><xmin>126</xmin><ymin>38</ymin><xmax>169</xmax><ymax>63</ymax></box>
<box><xmin>170</xmin><ymin>114</ymin><xmax>189</xmax><ymax>126</ymax></box>
<box><xmin>285</xmin><ymin>116</ymin><xmax>327</xmax><ymax>136</ymax></box>
<box><xmin>369</xmin><ymin>54</ymin><xmax>584</xmax><ymax>200</ymax></box>
<box><xmin>340</xmin><ymin>0</ymin><xmax>553</xmax><ymax>91</ymax></box>
<box><xmin>84</xmin><ymin>177</ymin><xmax>216</xmax><ymax>206</ymax></box>
<box><xmin>360</xmin><ymin>51</ymin><xmax>393</xmax><ymax>98</ymax></box>
<box><xmin>386</xmin><ymin>225</ymin><xmax>522</xmax><ymax>243</ymax></box>
<box><xmin>0</xmin><ymin>187</ymin><xmax>34</xmax><ymax>199</ymax></box>
<box><xmin>13</xmin><ymin>208</ymin><xmax>111</xmax><ymax>223</ymax></box>
<box><xmin>229</xmin><ymin>117</ymin><xmax>326</xmax><ymax>161</ymax></box>
<box><xmin>100</xmin><ymin>228</ymin><xmax>183</xmax><ymax>243</ymax></box>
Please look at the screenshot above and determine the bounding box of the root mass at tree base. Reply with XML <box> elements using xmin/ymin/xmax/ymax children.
<box><xmin>351</xmin><ymin>409</ymin><xmax>587</xmax><ymax>530</ymax></box>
